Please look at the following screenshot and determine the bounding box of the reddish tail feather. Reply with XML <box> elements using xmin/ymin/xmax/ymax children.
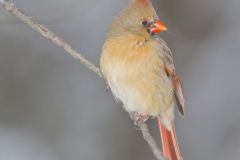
<box><xmin>158</xmin><ymin>118</ymin><xmax>182</xmax><ymax>160</ymax></box>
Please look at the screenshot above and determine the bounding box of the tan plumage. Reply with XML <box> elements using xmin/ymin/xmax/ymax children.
<box><xmin>100</xmin><ymin>0</ymin><xmax>184</xmax><ymax>159</ymax></box>
<box><xmin>101</xmin><ymin>34</ymin><xmax>175</xmax><ymax>121</ymax></box>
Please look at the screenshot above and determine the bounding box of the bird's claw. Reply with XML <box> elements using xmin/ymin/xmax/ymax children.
<box><xmin>106</xmin><ymin>84</ymin><xmax>110</xmax><ymax>92</ymax></box>
<box><xmin>132</xmin><ymin>112</ymin><xmax>149</xmax><ymax>127</ymax></box>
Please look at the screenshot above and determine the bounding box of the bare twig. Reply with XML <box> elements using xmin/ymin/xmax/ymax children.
<box><xmin>129</xmin><ymin>113</ymin><xmax>165</xmax><ymax>160</ymax></box>
<box><xmin>1</xmin><ymin>0</ymin><xmax>102</xmax><ymax>77</ymax></box>
<box><xmin>1</xmin><ymin>1</ymin><xmax>165</xmax><ymax>159</ymax></box>
<box><xmin>139</xmin><ymin>123</ymin><xmax>165</xmax><ymax>160</ymax></box>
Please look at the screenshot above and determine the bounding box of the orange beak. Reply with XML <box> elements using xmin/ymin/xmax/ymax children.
<box><xmin>149</xmin><ymin>19</ymin><xmax>167</xmax><ymax>35</ymax></box>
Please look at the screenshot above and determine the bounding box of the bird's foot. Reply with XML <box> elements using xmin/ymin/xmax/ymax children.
<box><xmin>105</xmin><ymin>83</ymin><xmax>110</xmax><ymax>92</ymax></box>
<box><xmin>131</xmin><ymin>112</ymin><xmax>149</xmax><ymax>126</ymax></box>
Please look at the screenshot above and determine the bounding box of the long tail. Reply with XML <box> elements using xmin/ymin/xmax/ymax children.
<box><xmin>158</xmin><ymin>118</ymin><xmax>182</xmax><ymax>160</ymax></box>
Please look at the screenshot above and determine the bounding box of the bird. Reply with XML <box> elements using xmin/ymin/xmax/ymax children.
<box><xmin>100</xmin><ymin>0</ymin><xmax>185</xmax><ymax>159</ymax></box>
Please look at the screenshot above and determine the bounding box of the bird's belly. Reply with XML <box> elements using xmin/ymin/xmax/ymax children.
<box><xmin>105</xmin><ymin>62</ymin><xmax>174</xmax><ymax>116</ymax></box>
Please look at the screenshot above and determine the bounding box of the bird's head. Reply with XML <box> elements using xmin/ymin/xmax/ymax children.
<box><xmin>109</xmin><ymin>0</ymin><xmax>167</xmax><ymax>38</ymax></box>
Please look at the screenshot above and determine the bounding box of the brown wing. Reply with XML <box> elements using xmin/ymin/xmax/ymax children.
<box><xmin>165</xmin><ymin>63</ymin><xmax>185</xmax><ymax>116</ymax></box>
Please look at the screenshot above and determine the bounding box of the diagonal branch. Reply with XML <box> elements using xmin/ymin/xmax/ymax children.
<box><xmin>129</xmin><ymin>113</ymin><xmax>165</xmax><ymax>160</ymax></box>
<box><xmin>1</xmin><ymin>0</ymin><xmax>102</xmax><ymax>78</ymax></box>
<box><xmin>0</xmin><ymin>1</ymin><xmax>165</xmax><ymax>160</ymax></box>
<box><xmin>139</xmin><ymin>123</ymin><xmax>165</xmax><ymax>160</ymax></box>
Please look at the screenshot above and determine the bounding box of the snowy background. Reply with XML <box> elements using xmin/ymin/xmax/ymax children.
<box><xmin>0</xmin><ymin>0</ymin><xmax>240</xmax><ymax>159</ymax></box>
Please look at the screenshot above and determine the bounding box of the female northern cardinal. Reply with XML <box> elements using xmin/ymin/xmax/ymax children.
<box><xmin>100</xmin><ymin>0</ymin><xmax>185</xmax><ymax>159</ymax></box>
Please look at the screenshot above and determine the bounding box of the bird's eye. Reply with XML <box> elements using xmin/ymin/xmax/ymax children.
<box><xmin>142</xmin><ymin>20</ymin><xmax>148</xmax><ymax>27</ymax></box>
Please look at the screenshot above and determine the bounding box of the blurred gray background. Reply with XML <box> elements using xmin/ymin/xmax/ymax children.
<box><xmin>0</xmin><ymin>0</ymin><xmax>240</xmax><ymax>159</ymax></box>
